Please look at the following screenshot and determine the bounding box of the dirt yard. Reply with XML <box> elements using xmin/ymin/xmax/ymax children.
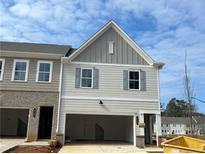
<box><xmin>6</xmin><ymin>146</ymin><xmax>61</xmax><ymax>153</ymax></box>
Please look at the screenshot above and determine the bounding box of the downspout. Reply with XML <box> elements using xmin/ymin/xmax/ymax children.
<box><xmin>156</xmin><ymin>66</ymin><xmax>161</xmax><ymax>147</ymax></box>
<box><xmin>155</xmin><ymin>67</ymin><xmax>161</xmax><ymax>147</ymax></box>
<box><xmin>56</xmin><ymin>62</ymin><xmax>63</xmax><ymax>133</ymax></box>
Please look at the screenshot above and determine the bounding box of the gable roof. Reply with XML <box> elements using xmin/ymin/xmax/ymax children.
<box><xmin>65</xmin><ymin>20</ymin><xmax>163</xmax><ymax>67</ymax></box>
<box><xmin>0</xmin><ymin>41</ymin><xmax>71</xmax><ymax>55</ymax></box>
<box><xmin>161</xmin><ymin>116</ymin><xmax>205</xmax><ymax>125</ymax></box>
<box><xmin>162</xmin><ymin>117</ymin><xmax>191</xmax><ymax>125</ymax></box>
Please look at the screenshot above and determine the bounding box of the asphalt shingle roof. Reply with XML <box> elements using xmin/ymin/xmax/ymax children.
<box><xmin>161</xmin><ymin>116</ymin><xmax>205</xmax><ymax>125</ymax></box>
<box><xmin>0</xmin><ymin>41</ymin><xmax>71</xmax><ymax>55</ymax></box>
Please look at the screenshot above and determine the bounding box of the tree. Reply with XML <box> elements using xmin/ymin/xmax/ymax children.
<box><xmin>164</xmin><ymin>98</ymin><xmax>195</xmax><ymax>117</ymax></box>
<box><xmin>184</xmin><ymin>51</ymin><xmax>196</xmax><ymax>134</ymax></box>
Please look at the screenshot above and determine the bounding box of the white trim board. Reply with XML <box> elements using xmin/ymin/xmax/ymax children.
<box><xmin>0</xmin><ymin>106</ymin><xmax>30</xmax><ymax>109</ymax></box>
<box><xmin>63</xmin><ymin>110</ymin><xmax>160</xmax><ymax>116</ymax></box>
<box><xmin>69</xmin><ymin>61</ymin><xmax>153</xmax><ymax>68</ymax></box>
<box><xmin>0</xmin><ymin>58</ymin><xmax>5</xmax><ymax>80</ymax></box>
<box><xmin>64</xmin><ymin>112</ymin><xmax>135</xmax><ymax>116</ymax></box>
<box><xmin>66</xmin><ymin>20</ymin><xmax>155</xmax><ymax>65</ymax></box>
<box><xmin>61</xmin><ymin>96</ymin><xmax>159</xmax><ymax>102</ymax></box>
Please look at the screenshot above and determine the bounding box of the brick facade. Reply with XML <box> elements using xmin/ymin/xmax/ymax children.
<box><xmin>0</xmin><ymin>91</ymin><xmax>59</xmax><ymax>141</ymax></box>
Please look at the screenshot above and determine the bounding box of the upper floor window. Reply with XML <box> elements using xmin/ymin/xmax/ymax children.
<box><xmin>81</xmin><ymin>68</ymin><xmax>93</xmax><ymax>88</ymax></box>
<box><xmin>0</xmin><ymin>59</ymin><xmax>5</xmax><ymax>80</ymax></box>
<box><xmin>36</xmin><ymin>61</ymin><xmax>53</xmax><ymax>82</ymax></box>
<box><xmin>12</xmin><ymin>59</ymin><xmax>29</xmax><ymax>81</ymax></box>
<box><xmin>128</xmin><ymin>70</ymin><xmax>140</xmax><ymax>90</ymax></box>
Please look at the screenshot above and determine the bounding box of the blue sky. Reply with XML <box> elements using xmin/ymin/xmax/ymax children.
<box><xmin>0</xmin><ymin>0</ymin><xmax>205</xmax><ymax>113</ymax></box>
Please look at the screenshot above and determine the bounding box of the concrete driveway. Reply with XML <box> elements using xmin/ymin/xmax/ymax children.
<box><xmin>59</xmin><ymin>141</ymin><xmax>147</xmax><ymax>153</ymax></box>
<box><xmin>0</xmin><ymin>138</ymin><xmax>25</xmax><ymax>152</ymax></box>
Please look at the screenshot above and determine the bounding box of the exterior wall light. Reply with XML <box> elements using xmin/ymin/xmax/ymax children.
<box><xmin>99</xmin><ymin>100</ymin><xmax>103</xmax><ymax>105</ymax></box>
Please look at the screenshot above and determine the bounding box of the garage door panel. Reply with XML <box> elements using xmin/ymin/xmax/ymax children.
<box><xmin>0</xmin><ymin>108</ymin><xmax>29</xmax><ymax>137</ymax></box>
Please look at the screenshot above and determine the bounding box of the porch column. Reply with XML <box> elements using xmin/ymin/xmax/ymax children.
<box><xmin>56</xmin><ymin>113</ymin><xmax>66</xmax><ymax>145</ymax></box>
<box><xmin>156</xmin><ymin>114</ymin><xmax>162</xmax><ymax>147</ymax></box>
<box><xmin>26</xmin><ymin>106</ymin><xmax>40</xmax><ymax>141</ymax></box>
<box><xmin>135</xmin><ymin>113</ymin><xmax>145</xmax><ymax>147</ymax></box>
<box><xmin>133</xmin><ymin>114</ymin><xmax>136</xmax><ymax>147</ymax></box>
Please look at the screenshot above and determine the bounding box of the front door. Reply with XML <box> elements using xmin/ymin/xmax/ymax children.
<box><xmin>38</xmin><ymin>106</ymin><xmax>53</xmax><ymax>139</ymax></box>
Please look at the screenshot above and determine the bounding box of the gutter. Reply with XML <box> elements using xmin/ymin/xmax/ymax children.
<box><xmin>153</xmin><ymin>62</ymin><xmax>165</xmax><ymax>69</ymax></box>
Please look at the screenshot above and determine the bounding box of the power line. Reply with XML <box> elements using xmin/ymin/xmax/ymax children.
<box><xmin>191</xmin><ymin>97</ymin><xmax>205</xmax><ymax>104</ymax></box>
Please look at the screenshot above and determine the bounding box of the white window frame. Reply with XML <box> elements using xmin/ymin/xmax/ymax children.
<box><xmin>80</xmin><ymin>68</ymin><xmax>93</xmax><ymax>88</ymax></box>
<box><xmin>0</xmin><ymin>58</ymin><xmax>5</xmax><ymax>81</ymax></box>
<box><xmin>128</xmin><ymin>70</ymin><xmax>140</xmax><ymax>90</ymax></box>
<box><xmin>11</xmin><ymin>59</ymin><xmax>29</xmax><ymax>82</ymax></box>
<box><xmin>36</xmin><ymin>60</ymin><xmax>53</xmax><ymax>83</ymax></box>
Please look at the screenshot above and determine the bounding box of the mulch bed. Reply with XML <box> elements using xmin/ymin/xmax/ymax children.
<box><xmin>7</xmin><ymin>146</ymin><xmax>61</xmax><ymax>153</ymax></box>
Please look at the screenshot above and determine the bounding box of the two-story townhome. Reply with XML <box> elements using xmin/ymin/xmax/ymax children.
<box><xmin>0</xmin><ymin>42</ymin><xmax>70</xmax><ymax>141</ymax></box>
<box><xmin>57</xmin><ymin>21</ymin><xmax>164</xmax><ymax>147</ymax></box>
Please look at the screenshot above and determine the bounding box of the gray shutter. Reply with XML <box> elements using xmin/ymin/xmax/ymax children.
<box><xmin>140</xmin><ymin>70</ymin><xmax>146</xmax><ymax>91</ymax></box>
<box><xmin>75</xmin><ymin>68</ymin><xmax>81</xmax><ymax>88</ymax></box>
<box><xmin>123</xmin><ymin>70</ymin><xmax>128</xmax><ymax>90</ymax></box>
<box><xmin>93</xmin><ymin>68</ymin><xmax>99</xmax><ymax>89</ymax></box>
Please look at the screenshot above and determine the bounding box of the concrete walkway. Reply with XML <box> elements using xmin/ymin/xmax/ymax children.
<box><xmin>0</xmin><ymin>138</ymin><xmax>25</xmax><ymax>153</ymax></box>
<box><xmin>21</xmin><ymin>140</ymin><xmax>49</xmax><ymax>146</ymax></box>
<box><xmin>59</xmin><ymin>142</ymin><xmax>148</xmax><ymax>153</ymax></box>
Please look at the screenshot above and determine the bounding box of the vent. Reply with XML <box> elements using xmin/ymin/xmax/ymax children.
<box><xmin>108</xmin><ymin>41</ymin><xmax>114</xmax><ymax>54</ymax></box>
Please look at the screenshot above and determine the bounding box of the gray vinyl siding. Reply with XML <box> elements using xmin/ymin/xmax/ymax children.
<box><xmin>62</xmin><ymin>64</ymin><xmax>158</xmax><ymax>99</ymax></box>
<box><xmin>0</xmin><ymin>57</ymin><xmax>60</xmax><ymax>92</ymax></box>
<box><xmin>73</xmin><ymin>27</ymin><xmax>148</xmax><ymax>65</ymax></box>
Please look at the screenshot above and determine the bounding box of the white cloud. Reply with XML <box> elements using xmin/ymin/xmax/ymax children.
<box><xmin>0</xmin><ymin>0</ymin><xmax>205</xmax><ymax>112</ymax></box>
<box><xmin>9</xmin><ymin>3</ymin><xmax>30</xmax><ymax>17</ymax></box>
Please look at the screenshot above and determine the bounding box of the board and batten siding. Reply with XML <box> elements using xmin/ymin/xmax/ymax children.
<box><xmin>0</xmin><ymin>57</ymin><xmax>60</xmax><ymax>92</ymax></box>
<box><xmin>59</xmin><ymin>63</ymin><xmax>159</xmax><ymax>133</ymax></box>
<box><xmin>73</xmin><ymin>27</ymin><xmax>148</xmax><ymax>65</ymax></box>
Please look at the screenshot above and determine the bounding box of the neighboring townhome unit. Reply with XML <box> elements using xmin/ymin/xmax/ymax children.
<box><xmin>161</xmin><ymin>116</ymin><xmax>205</xmax><ymax>136</ymax></box>
<box><xmin>57</xmin><ymin>21</ymin><xmax>164</xmax><ymax>147</ymax></box>
<box><xmin>0</xmin><ymin>42</ymin><xmax>70</xmax><ymax>141</ymax></box>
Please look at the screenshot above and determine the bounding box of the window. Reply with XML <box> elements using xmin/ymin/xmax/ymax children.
<box><xmin>129</xmin><ymin>71</ymin><xmax>140</xmax><ymax>90</ymax></box>
<box><xmin>12</xmin><ymin>59</ymin><xmax>29</xmax><ymax>81</ymax></box>
<box><xmin>0</xmin><ymin>59</ymin><xmax>5</xmax><ymax>80</ymax></box>
<box><xmin>81</xmin><ymin>68</ymin><xmax>93</xmax><ymax>88</ymax></box>
<box><xmin>36</xmin><ymin>61</ymin><xmax>53</xmax><ymax>82</ymax></box>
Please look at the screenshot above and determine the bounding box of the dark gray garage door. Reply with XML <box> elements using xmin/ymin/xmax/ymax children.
<box><xmin>65</xmin><ymin>114</ymin><xmax>133</xmax><ymax>143</ymax></box>
<box><xmin>0</xmin><ymin>108</ymin><xmax>29</xmax><ymax>137</ymax></box>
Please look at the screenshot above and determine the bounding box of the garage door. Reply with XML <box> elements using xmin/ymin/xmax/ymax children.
<box><xmin>65</xmin><ymin>114</ymin><xmax>133</xmax><ymax>143</ymax></box>
<box><xmin>0</xmin><ymin>108</ymin><xmax>29</xmax><ymax>137</ymax></box>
